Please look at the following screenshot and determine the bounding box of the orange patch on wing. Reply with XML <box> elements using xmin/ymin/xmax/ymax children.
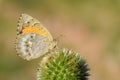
<box><xmin>22</xmin><ymin>26</ymin><xmax>46</xmax><ymax>36</ymax></box>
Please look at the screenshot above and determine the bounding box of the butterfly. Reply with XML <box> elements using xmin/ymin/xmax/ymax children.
<box><xmin>15</xmin><ymin>13</ymin><xmax>56</xmax><ymax>60</ymax></box>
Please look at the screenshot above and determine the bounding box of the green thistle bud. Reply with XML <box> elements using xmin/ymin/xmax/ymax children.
<box><xmin>37</xmin><ymin>49</ymin><xmax>89</xmax><ymax>80</ymax></box>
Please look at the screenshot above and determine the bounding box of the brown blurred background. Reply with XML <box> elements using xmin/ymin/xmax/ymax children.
<box><xmin>0</xmin><ymin>0</ymin><xmax>120</xmax><ymax>80</ymax></box>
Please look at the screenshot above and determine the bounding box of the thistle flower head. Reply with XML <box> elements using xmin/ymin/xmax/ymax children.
<box><xmin>37</xmin><ymin>49</ymin><xmax>89</xmax><ymax>80</ymax></box>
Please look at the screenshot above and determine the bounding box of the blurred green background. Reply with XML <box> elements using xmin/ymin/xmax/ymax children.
<box><xmin>0</xmin><ymin>0</ymin><xmax>120</xmax><ymax>80</ymax></box>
